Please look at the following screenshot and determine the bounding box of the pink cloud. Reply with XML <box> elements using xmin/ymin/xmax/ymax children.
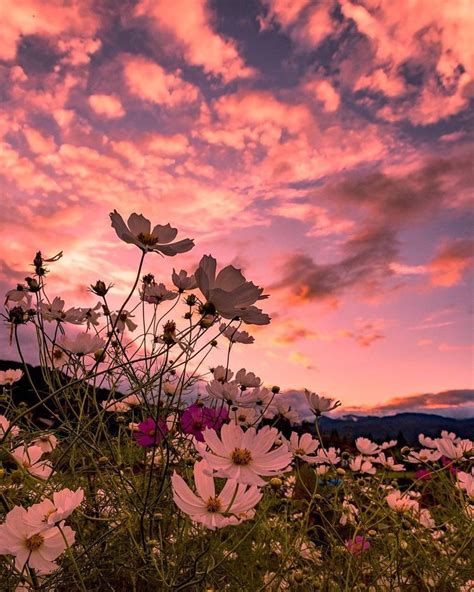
<box><xmin>88</xmin><ymin>94</ymin><xmax>125</xmax><ymax>119</ymax></box>
<box><xmin>304</xmin><ymin>79</ymin><xmax>340</xmax><ymax>112</ymax></box>
<box><xmin>22</xmin><ymin>127</ymin><xmax>57</xmax><ymax>155</ymax></box>
<box><xmin>0</xmin><ymin>0</ymin><xmax>99</xmax><ymax>61</ymax></box>
<box><xmin>134</xmin><ymin>0</ymin><xmax>254</xmax><ymax>82</ymax></box>
<box><xmin>122</xmin><ymin>54</ymin><xmax>199</xmax><ymax>106</ymax></box>
<box><xmin>428</xmin><ymin>239</ymin><xmax>474</xmax><ymax>287</ymax></box>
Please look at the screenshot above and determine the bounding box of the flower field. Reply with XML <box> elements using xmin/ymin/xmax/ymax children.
<box><xmin>0</xmin><ymin>212</ymin><xmax>472</xmax><ymax>591</ymax></box>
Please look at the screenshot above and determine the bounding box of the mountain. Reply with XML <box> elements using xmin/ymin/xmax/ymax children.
<box><xmin>1</xmin><ymin>360</ymin><xmax>473</xmax><ymax>444</ymax></box>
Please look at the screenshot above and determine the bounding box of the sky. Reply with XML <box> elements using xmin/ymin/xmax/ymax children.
<box><xmin>0</xmin><ymin>0</ymin><xmax>473</xmax><ymax>417</ymax></box>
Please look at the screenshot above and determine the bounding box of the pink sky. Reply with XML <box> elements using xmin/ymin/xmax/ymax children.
<box><xmin>0</xmin><ymin>0</ymin><xmax>473</xmax><ymax>416</ymax></box>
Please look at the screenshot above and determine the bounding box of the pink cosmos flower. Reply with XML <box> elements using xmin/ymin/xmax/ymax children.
<box><xmin>355</xmin><ymin>437</ymin><xmax>381</xmax><ymax>456</ymax></box>
<box><xmin>109</xmin><ymin>310</ymin><xmax>138</xmax><ymax>333</ymax></box>
<box><xmin>194</xmin><ymin>255</ymin><xmax>269</xmax><ymax>325</ymax></box>
<box><xmin>172</xmin><ymin>269</ymin><xmax>197</xmax><ymax>291</ymax></box>
<box><xmin>304</xmin><ymin>390</ymin><xmax>341</xmax><ymax>415</ymax></box>
<box><xmin>386</xmin><ymin>490</ymin><xmax>419</xmax><ymax>514</ymax></box>
<box><xmin>373</xmin><ymin>453</ymin><xmax>405</xmax><ymax>472</ymax></box>
<box><xmin>349</xmin><ymin>455</ymin><xmax>376</xmax><ymax>475</ymax></box>
<box><xmin>11</xmin><ymin>445</ymin><xmax>53</xmax><ymax>480</ymax></box>
<box><xmin>25</xmin><ymin>488</ymin><xmax>84</xmax><ymax>529</ymax></box>
<box><xmin>0</xmin><ymin>369</ymin><xmax>23</xmax><ymax>385</ymax></box>
<box><xmin>285</xmin><ymin>432</ymin><xmax>319</xmax><ymax>463</ymax></box>
<box><xmin>314</xmin><ymin>446</ymin><xmax>340</xmax><ymax>466</ymax></box>
<box><xmin>436</xmin><ymin>437</ymin><xmax>472</xmax><ymax>460</ymax></box>
<box><xmin>219</xmin><ymin>324</ymin><xmax>255</xmax><ymax>344</ymax></box>
<box><xmin>31</xmin><ymin>434</ymin><xmax>58</xmax><ymax>454</ymax></box>
<box><xmin>171</xmin><ymin>460</ymin><xmax>262</xmax><ymax>530</ymax></box>
<box><xmin>339</xmin><ymin>500</ymin><xmax>359</xmax><ymax>526</ymax></box>
<box><xmin>206</xmin><ymin>380</ymin><xmax>241</xmax><ymax>406</ymax></box>
<box><xmin>229</xmin><ymin>406</ymin><xmax>261</xmax><ymax>428</ymax></box>
<box><xmin>0</xmin><ymin>505</ymin><xmax>75</xmax><ymax>574</ymax></box>
<box><xmin>418</xmin><ymin>434</ymin><xmax>438</xmax><ymax>449</ymax></box>
<box><xmin>110</xmin><ymin>210</ymin><xmax>194</xmax><ymax>255</ymax></box>
<box><xmin>133</xmin><ymin>418</ymin><xmax>168</xmax><ymax>447</ymax></box>
<box><xmin>38</xmin><ymin>297</ymin><xmax>84</xmax><ymax>324</ymax></box>
<box><xmin>181</xmin><ymin>404</ymin><xmax>228</xmax><ymax>442</ymax></box>
<box><xmin>346</xmin><ymin>535</ymin><xmax>370</xmax><ymax>555</ymax></box>
<box><xmin>0</xmin><ymin>414</ymin><xmax>20</xmax><ymax>438</ymax></box>
<box><xmin>199</xmin><ymin>424</ymin><xmax>293</xmax><ymax>486</ymax></box>
<box><xmin>234</xmin><ymin>368</ymin><xmax>261</xmax><ymax>388</ymax></box>
<box><xmin>61</xmin><ymin>332</ymin><xmax>105</xmax><ymax>356</ymax></box>
<box><xmin>407</xmin><ymin>448</ymin><xmax>442</xmax><ymax>463</ymax></box>
<box><xmin>456</xmin><ymin>471</ymin><xmax>474</xmax><ymax>498</ymax></box>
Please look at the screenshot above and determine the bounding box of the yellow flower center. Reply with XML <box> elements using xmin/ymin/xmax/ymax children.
<box><xmin>295</xmin><ymin>448</ymin><xmax>306</xmax><ymax>456</ymax></box>
<box><xmin>25</xmin><ymin>533</ymin><xmax>44</xmax><ymax>551</ymax></box>
<box><xmin>206</xmin><ymin>496</ymin><xmax>222</xmax><ymax>513</ymax></box>
<box><xmin>231</xmin><ymin>448</ymin><xmax>252</xmax><ymax>465</ymax></box>
<box><xmin>137</xmin><ymin>232</ymin><xmax>160</xmax><ymax>246</ymax></box>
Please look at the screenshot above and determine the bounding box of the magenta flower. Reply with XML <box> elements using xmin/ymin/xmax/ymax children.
<box><xmin>133</xmin><ymin>418</ymin><xmax>168</xmax><ymax>447</ymax></box>
<box><xmin>181</xmin><ymin>404</ymin><xmax>228</xmax><ymax>442</ymax></box>
<box><xmin>416</xmin><ymin>468</ymin><xmax>432</xmax><ymax>481</ymax></box>
<box><xmin>346</xmin><ymin>535</ymin><xmax>371</xmax><ymax>555</ymax></box>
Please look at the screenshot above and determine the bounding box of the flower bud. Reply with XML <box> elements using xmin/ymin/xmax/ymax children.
<box><xmin>271</xmin><ymin>386</ymin><xmax>280</xmax><ymax>394</ymax></box>
<box><xmin>336</xmin><ymin>468</ymin><xmax>346</xmax><ymax>476</ymax></box>
<box><xmin>367</xmin><ymin>529</ymin><xmax>377</xmax><ymax>537</ymax></box>
<box><xmin>184</xmin><ymin>311</ymin><xmax>192</xmax><ymax>320</ymax></box>
<box><xmin>25</xmin><ymin>277</ymin><xmax>40</xmax><ymax>292</ymax></box>
<box><xmin>90</xmin><ymin>280</ymin><xmax>110</xmax><ymax>297</ymax></box>
<box><xmin>270</xmin><ymin>477</ymin><xmax>283</xmax><ymax>489</ymax></box>
<box><xmin>0</xmin><ymin>468</ymin><xmax>5</xmax><ymax>479</ymax></box>
<box><xmin>401</xmin><ymin>446</ymin><xmax>410</xmax><ymax>455</ymax></box>
<box><xmin>292</xmin><ymin>571</ymin><xmax>304</xmax><ymax>584</ymax></box>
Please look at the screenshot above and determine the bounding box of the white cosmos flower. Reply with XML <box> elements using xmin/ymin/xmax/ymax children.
<box><xmin>110</xmin><ymin>210</ymin><xmax>194</xmax><ymax>256</ymax></box>
<box><xmin>171</xmin><ymin>460</ymin><xmax>262</xmax><ymax>530</ymax></box>
<box><xmin>61</xmin><ymin>332</ymin><xmax>105</xmax><ymax>356</ymax></box>
<box><xmin>435</xmin><ymin>437</ymin><xmax>472</xmax><ymax>460</ymax></box>
<box><xmin>349</xmin><ymin>455</ymin><xmax>376</xmax><ymax>475</ymax></box>
<box><xmin>199</xmin><ymin>424</ymin><xmax>293</xmax><ymax>486</ymax></box>
<box><xmin>172</xmin><ymin>269</ymin><xmax>197</xmax><ymax>291</ymax></box>
<box><xmin>285</xmin><ymin>432</ymin><xmax>319</xmax><ymax>462</ymax></box>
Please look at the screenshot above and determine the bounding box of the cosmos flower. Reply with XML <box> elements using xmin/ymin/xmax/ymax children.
<box><xmin>339</xmin><ymin>499</ymin><xmax>359</xmax><ymax>526</ymax></box>
<box><xmin>109</xmin><ymin>310</ymin><xmax>138</xmax><ymax>333</ymax></box>
<box><xmin>0</xmin><ymin>505</ymin><xmax>75</xmax><ymax>574</ymax></box>
<box><xmin>345</xmin><ymin>535</ymin><xmax>370</xmax><ymax>555</ymax></box>
<box><xmin>133</xmin><ymin>418</ymin><xmax>168</xmax><ymax>447</ymax></box>
<box><xmin>304</xmin><ymin>390</ymin><xmax>341</xmax><ymax>415</ymax></box>
<box><xmin>199</xmin><ymin>423</ymin><xmax>293</xmax><ymax>486</ymax></box>
<box><xmin>32</xmin><ymin>434</ymin><xmax>58</xmax><ymax>454</ymax></box>
<box><xmin>140</xmin><ymin>282</ymin><xmax>177</xmax><ymax>305</ymax></box>
<box><xmin>0</xmin><ymin>369</ymin><xmax>23</xmax><ymax>385</ymax></box>
<box><xmin>349</xmin><ymin>455</ymin><xmax>377</xmax><ymax>475</ymax></box>
<box><xmin>285</xmin><ymin>432</ymin><xmax>319</xmax><ymax>463</ymax></box>
<box><xmin>110</xmin><ymin>211</ymin><xmax>194</xmax><ymax>256</ymax></box>
<box><xmin>61</xmin><ymin>332</ymin><xmax>106</xmax><ymax>356</ymax></box>
<box><xmin>11</xmin><ymin>445</ymin><xmax>54</xmax><ymax>480</ymax></box>
<box><xmin>172</xmin><ymin>269</ymin><xmax>197</xmax><ymax>291</ymax></box>
<box><xmin>314</xmin><ymin>446</ymin><xmax>340</xmax><ymax>466</ymax></box>
<box><xmin>435</xmin><ymin>437</ymin><xmax>472</xmax><ymax>460</ymax></box>
<box><xmin>355</xmin><ymin>437</ymin><xmax>381</xmax><ymax>456</ymax></box>
<box><xmin>38</xmin><ymin>297</ymin><xmax>84</xmax><ymax>324</ymax></box>
<box><xmin>234</xmin><ymin>369</ymin><xmax>261</xmax><ymax>388</ymax></box>
<box><xmin>0</xmin><ymin>415</ymin><xmax>19</xmax><ymax>438</ymax></box>
<box><xmin>386</xmin><ymin>490</ymin><xmax>419</xmax><ymax>514</ymax></box>
<box><xmin>206</xmin><ymin>380</ymin><xmax>241</xmax><ymax>406</ymax></box>
<box><xmin>418</xmin><ymin>434</ymin><xmax>438</xmax><ymax>449</ymax></box>
<box><xmin>373</xmin><ymin>453</ymin><xmax>405</xmax><ymax>472</ymax></box>
<box><xmin>406</xmin><ymin>448</ymin><xmax>442</xmax><ymax>463</ymax></box>
<box><xmin>171</xmin><ymin>460</ymin><xmax>262</xmax><ymax>530</ymax></box>
<box><xmin>456</xmin><ymin>471</ymin><xmax>474</xmax><ymax>498</ymax></box>
<box><xmin>211</xmin><ymin>366</ymin><xmax>233</xmax><ymax>382</ymax></box>
<box><xmin>195</xmin><ymin>255</ymin><xmax>270</xmax><ymax>325</ymax></box>
<box><xmin>228</xmin><ymin>406</ymin><xmax>261</xmax><ymax>427</ymax></box>
<box><xmin>25</xmin><ymin>488</ymin><xmax>84</xmax><ymax>529</ymax></box>
<box><xmin>181</xmin><ymin>404</ymin><xmax>228</xmax><ymax>442</ymax></box>
<box><xmin>219</xmin><ymin>324</ymin><xmax>255</xmax><ymax>344</ymax></box>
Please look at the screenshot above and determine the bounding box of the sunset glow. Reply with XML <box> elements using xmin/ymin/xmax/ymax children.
<box><xmin>1</xmin><ymin>0</ymin><xmax>472</xmax><ymax>416</ymax></box>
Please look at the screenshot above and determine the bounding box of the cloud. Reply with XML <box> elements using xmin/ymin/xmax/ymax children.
<box><xmin>304</xmin><ymin>79</ymin><xmax>340</xmax><ymax>112</ymax></box>
<box><xmin>88</xmin><ymin>94</ymin><xmax>125</xmax><ymax>119</ymax></box>
<box><xmin>428</xmin><ymin>238</ymin><xmax>474</xmax><ymax>287</ymax></box>
<box><xmin>271</xmin><ymin>226</ymin><xmax>397</xmax><ymax>304</ymax></box>
<box><xmin>134</xmin><ymin>0</ymin><xmax>254</xmax><ymax>82</ymax></box>
<box><xmin>0</xmin><ymin>0</ymin><xmax>99</xmax><ymax>61</ymax></box>
<box><xmin>359</xmin><ymin>389</ymin><xmax>474</xmax><ymax>414</ymax></box>
<box><xmin>340</xmin><ymin>321</ymin><xmax>385</xmax><ymax>347</ymax></box>
<box><xmin>122</xmin><ymin>54</ymin><xmax>199</xmax><ymax>106</ymax></box>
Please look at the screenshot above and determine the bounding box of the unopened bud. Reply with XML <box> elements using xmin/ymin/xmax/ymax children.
<box><xmin>90</xmin><ymin>280</ymin><xmax>110</xmax><ymax>297</ymax></box>
<box><xmin>271</xmin><ymin>386</ymin><xmax>280</xmax><ymax>394</ymax></box>
<box><xmin>0</xmin><ymin>468</ymin><xmax>6</xmax><ymax>478</ymax></box>
<box><xmin>336</xmin><ymin>468</ymin><xmax>346</xmax><ymax>476</ymax></box>
<box><xmin>269</xmin><ymin>477</ymin><xmax>282</xmax><ymax>489</ymax></box>
<box><xmin>401</xmin><ymin>446</ymin><xmax>410</xmax><ymax>455</ymax></box>
<box><xmin>368</xmin><ymin>529</ymin><xmax>377</xmax><ymax>537</ymax></box>
<box><xmin>25</xmin><ymin>277</ymin><xmax>40</xmax><ymax>292</ymax></box>
<box><xmin>292</xmin><ymin>570</ymin><xmax>304</xmax><ymax>584</ymax></box>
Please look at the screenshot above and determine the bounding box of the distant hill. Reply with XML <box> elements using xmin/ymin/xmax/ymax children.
<box><xmin>1</xmin><ymin>360</ymin><xmax>473</xmax><ymax>444</ymax></box>
<box><xmin>302</xmin><ymin>413</ymin><xmax>474</xmax><ymax>445</ymax></box>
